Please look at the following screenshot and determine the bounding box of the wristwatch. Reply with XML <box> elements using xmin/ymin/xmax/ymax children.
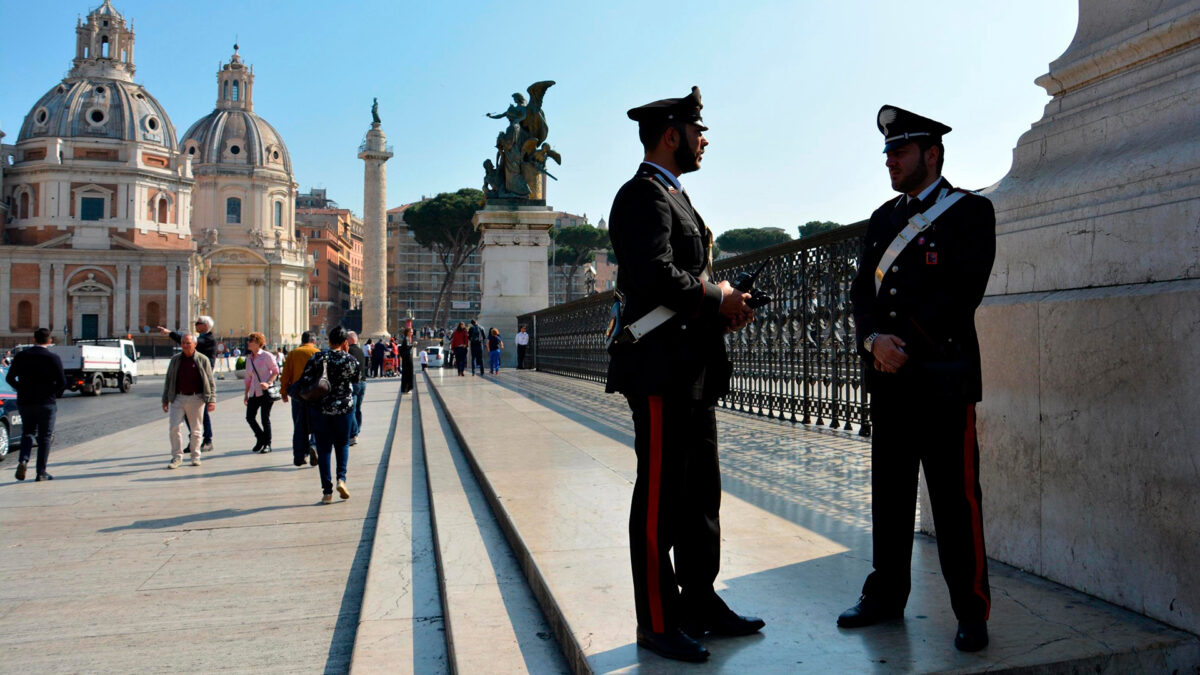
<box><xmin>864</xmin><ymin>332</ymin><xmax>879</xmax><ymax>353</ymax></box>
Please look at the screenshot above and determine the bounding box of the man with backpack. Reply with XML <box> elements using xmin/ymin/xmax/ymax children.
<box><xmin>467</xmin><ymin>319</ymin><xmax>486</xmax><ymax>376</ymax></box>
<box><xmin>280</xmin><ymin>331</ymin><xmax>320</xmax><ymax>468</ymax></box>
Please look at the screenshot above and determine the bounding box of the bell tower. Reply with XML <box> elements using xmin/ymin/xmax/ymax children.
<box><xmin>216</xmin><ymin>44</ymin><xmax>255</xmax><ymax>112</ymax></box>
<box><xmin>70</xmin><ymin>0</ymin><xmax>135</xmax><ymax>82</ymax></box>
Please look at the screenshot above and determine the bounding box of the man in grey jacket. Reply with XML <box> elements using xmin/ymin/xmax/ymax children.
<box><xmin>162</xmin><ymin>334</ymin><xmax>216</xmax><ymax>469</ymax></box>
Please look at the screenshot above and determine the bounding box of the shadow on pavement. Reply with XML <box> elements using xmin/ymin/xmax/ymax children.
<box><xmin>97</xmin><ymin>504</ymin><xmax>309</xmax><ymax>531</ymax></box>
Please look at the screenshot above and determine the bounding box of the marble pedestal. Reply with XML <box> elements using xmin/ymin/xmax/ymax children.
<box><xmin>934</xmin><ymin>0</ymin><xmax>1200</xmax><ymax>635</ymax></box>
<box><xmin>472</xmin><ymin>204</ymin><xmax>555</xmax><ymax>368</ymax></box>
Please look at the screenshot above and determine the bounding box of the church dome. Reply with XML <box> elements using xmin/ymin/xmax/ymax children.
<box><xmin>16</xmin><ymin>0</ymin><xmax>176</xmax><ymax>150</ymax></box>
<box><xmin>18</xmin><ymin>78</ymin><xmax>178</xmax><ymax>150</ymax></box>
<box><xmin>180</xmin><ymin>109</ymin><xmax>292</xmax><ymax>175</ymax></box>
<box><xmin>178</xmin><ymin>45</ymin><xmax>293</xmax><ymax>176</ymax></box>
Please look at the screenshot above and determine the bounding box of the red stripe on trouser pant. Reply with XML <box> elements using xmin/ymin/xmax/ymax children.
<box><xmin>962</xmin><ymin>403</ymin><xmax>990</xmax><ymax>619</ymax></box>
<box><xmin>646</xmin><ymin>395</ymin><xmax>665</xmax><ymax>633</ymax></box>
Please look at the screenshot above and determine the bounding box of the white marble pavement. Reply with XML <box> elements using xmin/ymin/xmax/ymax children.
<box><xmin>425</xmin><ymin>368</ymin><xmax>1200</xmax><ymax>674</ymax></box>
<box><xmin>0</xmin><ymin>377</ymin><xmax>425</xmax><ymax>674</ymax></box>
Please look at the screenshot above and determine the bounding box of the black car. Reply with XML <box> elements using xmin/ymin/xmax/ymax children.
<box><xmin>0</xmin><ymin>367</ymin><xmax>23</xmax><ymax>461</ymax></box>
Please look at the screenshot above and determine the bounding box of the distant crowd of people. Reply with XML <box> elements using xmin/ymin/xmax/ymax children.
<box><xmin>5</xmin><ymin>317</ymin><xmax>530</xmax><ymax>497</ymax></box>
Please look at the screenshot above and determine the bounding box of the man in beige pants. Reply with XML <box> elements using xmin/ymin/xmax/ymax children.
<box><xmin>162</xmin><ymin>334</ymin><xmax>217</xmax><ymax>469</ymax></box>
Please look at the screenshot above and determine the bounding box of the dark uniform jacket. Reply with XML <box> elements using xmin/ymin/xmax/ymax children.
<box><xmin>850</xmin><ymin>177</ymin><xmax>996</xmax><ymax>401</ymax></box>
<box><xmin>606</xmin><ymin>163</ymin><xmax>727</xmax><ymax>402</ymax></box>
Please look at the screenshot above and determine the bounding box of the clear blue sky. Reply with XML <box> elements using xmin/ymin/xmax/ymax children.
<box><xmin>1</xmin><ymin>1</ymin><xmax>1078</xmax><ymax>235</ymax></box>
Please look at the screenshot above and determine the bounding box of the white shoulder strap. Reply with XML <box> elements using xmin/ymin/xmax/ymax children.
<box><xmin>874</xmin><ymin>190</ymin><xmax>967</xmax><ymax>294</ymax></box>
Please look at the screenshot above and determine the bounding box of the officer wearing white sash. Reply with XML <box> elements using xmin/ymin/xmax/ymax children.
<box><xmin>840</xmin><ymin>105</ymin><xmax>997</xmax><ymax>652</ymax></box>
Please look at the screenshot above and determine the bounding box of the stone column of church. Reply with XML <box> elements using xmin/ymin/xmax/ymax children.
<box><xmin>113</xmin><ymin>264</ymin><xmax>127</xmax><ymax>335</ymax></box>
<box><xmin>128</xmin><ymin>264</ymin><xmax>141</xmax><ymax>332</ymax></box>
<box><xmin>359</xmin><ymin>120</ymin><xmax>393</xmax><ymax>340</ymax></box>
<box><xmin>0</xmin><ymin>264</ymin><xmax>10</xmax><ymax>334</ymax></box>
<box><xmin>38</xmin><ymin>264</ymin><xmax>50</xmax><ymax>327</ymax></box>
<box><xmin>52</xmin><ymin>263</ymin><xmax>66</xmax><ymax>334</ymax></box>
<box><xmin>166</xmin><ymin>264</ymin><xmax>177</xmax><ymax>330</ymax></box>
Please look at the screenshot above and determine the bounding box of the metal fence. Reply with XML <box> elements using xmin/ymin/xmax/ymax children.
<box><xmin>519</xmin><ymin>221</ymin><xmax>871</xmax><ymax>435</ymax></box>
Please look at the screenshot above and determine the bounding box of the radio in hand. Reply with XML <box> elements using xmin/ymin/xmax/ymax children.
<box><xmin>731</xmin><ymin>260</ymin><xmax>774</xmax><ymax>309</ymax></box>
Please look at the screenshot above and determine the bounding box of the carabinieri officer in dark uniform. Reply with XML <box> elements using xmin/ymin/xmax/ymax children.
<box><xmin>605</xmin><ymin>86</ymin><xmax>763</xmax><ymax>664</ymax></box>
<box><xmin>840</xmin><ymin>105</ymin><xmax>996</xmax><ymax>652</ymax></box>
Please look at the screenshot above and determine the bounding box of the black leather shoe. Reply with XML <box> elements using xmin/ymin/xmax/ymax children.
<box><xmin>35</xmin><ymin>473</ymin><xmax>53</xmax><ymax>482</ymax></box>
<box><xmin>308</xmin><ymin>447</ymin><xmax>318</xmax><ymax>466</ymax></box>
<box><xmin>15</xmin><ymin>461</ymin><xmax>27</xmax><ymax>481</ymax></box>
<box><xmin>955</xmin><ymin>620</ymin><xmax>988</xmax><ymax>652</ymax></box>
<box><xmin>200</xmin><ymin>440</ymin><xmax>213</xmax><ymax>454</ymax></box>
<box><xmin>636</xmin><ymin>626</ymin><xmax>709</xmax><ymax>662</ymax></box>
<box><xmin>250</xmin><ymin>441</ymin><xmax>263</xmax><ymax>454</ymax></box>
<box><xmin>294</xmin><ymin>457</ymin><xmax>306</xmax><ymax>467</ymax></box>
<box><xmin>683</xmin><ymin>608</ymin><xmax>766</xmax><ymax>638</ymax></box>
<box><xmin>259</xmin><ymin>445</ymin><xmax>272</xmax><ymax>454</ymax></box>
<box><xmin>837</xmin><ymin>596</ymin><xmax>904</xmax><ymax>628</ymax></box>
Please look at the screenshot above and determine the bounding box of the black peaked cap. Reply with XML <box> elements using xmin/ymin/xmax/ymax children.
<box><xmin>628</xmin><ymin>86</ymin><xmax>707</xmax><ymax>130</ymax></box>
<box><xmin>877</xmin><ymin>104</ymin><xmax>951</xmax><ymax>152</ymax></box>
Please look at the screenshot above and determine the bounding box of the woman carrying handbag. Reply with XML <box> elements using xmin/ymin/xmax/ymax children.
<box><xmin>243</xmin><ymin>332</ymin><xmax>280</xmax><ymax>454</ymax></box>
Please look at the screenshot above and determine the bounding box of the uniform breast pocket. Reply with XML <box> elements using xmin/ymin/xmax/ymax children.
<box><xmin>675</xmin><ymin>223</ymin><xmax>704</xmax><ymax>267</ymax></box>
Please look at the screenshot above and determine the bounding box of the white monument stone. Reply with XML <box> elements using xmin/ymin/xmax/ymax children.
<box><xmin>359</xmin><ymin>115</ymin><xmax>392</xmax><ymax>340</ymax></box>
<box><xmin>472</xmin><ymin>204</ymin><xmax>556</xmax><ymax>367</ymax></box>
<box><xmin>941</xmin><ymin>0</ymin><xmax>1200</xmax><ymax>635</ymax></box>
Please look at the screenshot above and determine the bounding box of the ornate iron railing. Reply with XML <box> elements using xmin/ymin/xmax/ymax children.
<box><xmin>518</xmin><ymin>221</ymin><xmax>871</xmax><ymax>435</ymax></box>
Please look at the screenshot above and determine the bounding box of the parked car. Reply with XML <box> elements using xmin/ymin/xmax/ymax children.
<box><xmin>424</xmin><ymin>346</ymin><xmax>446</xmax><ymax>368</ymax></box>
<box><xmin>0</xmin><ymin>368</ymin><xmax>23</xmax><ymax>460</ymax></box>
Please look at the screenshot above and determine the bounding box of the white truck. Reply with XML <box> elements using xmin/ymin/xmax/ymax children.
<box><xmin>50</xmin><ymin>339</ymin><xmax>138</xmax><ymax>395</ymax></box>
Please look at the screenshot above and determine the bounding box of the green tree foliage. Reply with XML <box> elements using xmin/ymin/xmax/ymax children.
<box><xmin>715</xmin><ymin>227</ymin><xmax>792</xmax><ymax>255</ymax></box>
<box><xmin>797</xmin><ymin>220</ymin><xmax>842</xmax><ymax>239</ymax></box>
<box><xmin>403</xmin><ymin>188</ymin><xmax>486</xmax><ymax>329</ymax></box>
<box><xmin>549</xmin><ymin>223</ymin><xmax>610</xmax><ymax>301</ymax></box>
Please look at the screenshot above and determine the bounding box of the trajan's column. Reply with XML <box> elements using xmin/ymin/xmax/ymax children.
<box><xmin>359</xmin><ymin>99</ymin><xmax>393</xmax><ymax>339</ymax></box>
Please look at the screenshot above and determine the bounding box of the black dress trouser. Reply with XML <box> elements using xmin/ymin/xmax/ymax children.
<box><xmin>863</xmin><ymin>379</ymin><xmax>991</xmax><ymax>622</ymax></box>
<box><xmin>625</xmin><ymin>393</ymin><xmax>722</xmax><ymax>633</ymax></box>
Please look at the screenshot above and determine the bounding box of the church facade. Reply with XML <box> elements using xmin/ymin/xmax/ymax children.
<box><xmin>0</xmin><ymin>1</ymin><xmax>310</xmax><ymax>346</ymax></box>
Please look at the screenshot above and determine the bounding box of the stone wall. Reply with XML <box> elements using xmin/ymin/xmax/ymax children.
<box><xmin>924</xmin><ymin>0</ymin><xmax>1200</xmax><ymax>635</ymax></box>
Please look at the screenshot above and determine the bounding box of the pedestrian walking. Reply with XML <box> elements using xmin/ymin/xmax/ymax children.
<box><xmin>159</xmin><ymin>316</ymin><xmax>217</xmax><ymax>453</ymax></box>
<box><xmin>468</xmin><ymin>319</ymin><xmax>485</xmax><ymax>376</ymax></box>
<box><xmin>243</xmin><ymin>332</ymin><xmax>279</xmax><ymax>454</ymax></box>
<box><xmin>420</xmin><ymin>348</ymin><xmax>429</xmax><ymax>371</ymax></box>
<box><xmin>369</xmin><ymin>336</ymin><xmax>386</xmax><ymax>378</ymax></box>
<box><xmin>346</xmin><ymin>331</ymin><xmax>368</xmax><ymax>446</ymax></box>
<box><xmin>515</xmin><ymin>325</ymin><xmax>530</xmax><ymax>369</ymax></box>
<box><xmin>280</xmin><ymin>331</ymin><xmax>320</xmax><ymax>467</ymax></box>
<box><xmin>399</xmin><ymin>327</ymin><xmax>414</xmax><ymax>393</ymax></box>
<box><xmin>487</xmin><ymin>328</ymin><xmax>504</xmax><ymax>374</ymax></box>
<box><xmin>162</xmin><ymin>333</ymin><xmax>216</xmax><ymax>469</ymax></box>
<box><xmin>606</xmin><ymin>86</ymin><xmax>761</xmax><ymax>663</ymax></box>
<box><xmin>5</xmin><ymin>327</ymin><xmax>67</xmax><ymax>482</ymax></box>
<box><xmin>838</xmin><ymin>105</ymin><xmax>997</xmax><ymax>653</ymax></box>
<box><xmin>297</xmin><ymin>326</ymin><xmax>361</xmax><ymax>504</ymax></box>
<box><xmin>450</xmin><ymin>322</ymin><xmax>469</xmax><ymax>377</ymax></box>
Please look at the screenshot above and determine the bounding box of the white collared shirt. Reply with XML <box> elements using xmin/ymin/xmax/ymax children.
<box><xmin>907</xmin><ymin>176</ymin><xmax>945</xmax><ymax>205</ymax></box>
<box><xmin>644</xmin><ymin>161</ymin><xmax>682</xmax><ymax>192</ymax></box>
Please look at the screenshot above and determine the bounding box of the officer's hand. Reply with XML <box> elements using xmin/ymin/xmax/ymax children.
<box><xmin>872</xmin><ymin>334</ymin><xmax>907</xmax><ymax>373</ymax></box>
<box><xmin>717</xmin><ymin>280</ymin><xmax>751</xmax><ymax>322</ymax></box>
<box><xmin>726</xmin><ymin>306</ymin><xmax>755</xmax><ymax>332</ymax></box>
<box><xmin>207</xmin><ymin>402</ymin><xmax>216</xmax><ymax>412</ymax></box>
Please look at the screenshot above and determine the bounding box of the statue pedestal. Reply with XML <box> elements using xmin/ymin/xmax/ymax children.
<box><xmin>956</xmin><ymin>0</ymin><xmax>1200</xmax><ymax>635</ymax></box>
<box><xmin>472</xmin><ymin>204</ymin><xmax>555</xmax><ymax>368</ymax></box>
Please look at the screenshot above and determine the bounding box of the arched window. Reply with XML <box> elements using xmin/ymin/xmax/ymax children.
<box><xmin>274</xmin><ymin>201</ymin><xmax>282</xmax><ymax>228</ymax></box>
<box><xmin>146</xmin><ymin>302</ymin><xmax>160</xmax><ymax>327</ymax></box>
<box><xmin>101</xmin><ymin>36</ymin><xmax>110</xmax><ymax>58</ymax></box>
<box><xmin>18</xmin><ymin>192</ymin><xmax>29</xmax><ymax>219</ymax></box>
<box><xmin>157</xmin><ymin>198</ymin><xmax>169</xmax><ymax>224</ymax></box>
<box><xmin>232</xmin><ymin>81</ymin><xmax>240</xmax><ymax>102</ymax></box>
<box><xmin>226</xmin><ymin>197</ymin><xmax>241</xmax><ymax>224</ymax></box>
<box><xmin>223</xmin><ymin>80</ymin><xmax>229</xmax><ymax>100</ymax></box>
<box><xmin>16</xmin><ymin>301</ymin><xmax>33</xmax><ymax>329</ymax></box>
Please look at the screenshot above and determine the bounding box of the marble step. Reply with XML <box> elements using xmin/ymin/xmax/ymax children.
<box><xmin>425</xmin><ymin>370</ymin><xmax>1200</xmax><ymax>674</ymax></box>
<box><xmin>414</xmin><ymin>376</ymin><xmax>568</xmax><ymax>674</ymax></box>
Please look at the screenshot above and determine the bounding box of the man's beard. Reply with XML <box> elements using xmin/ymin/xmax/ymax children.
<box><xmin>893</xmin><ymin>157</ymin><xmax>929</xmax><ymax>194</ymax></box>
<box><xmin>674</xmin><ymin>140</ymin><xmax>701</xmax><ymax>174</ymax></box>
